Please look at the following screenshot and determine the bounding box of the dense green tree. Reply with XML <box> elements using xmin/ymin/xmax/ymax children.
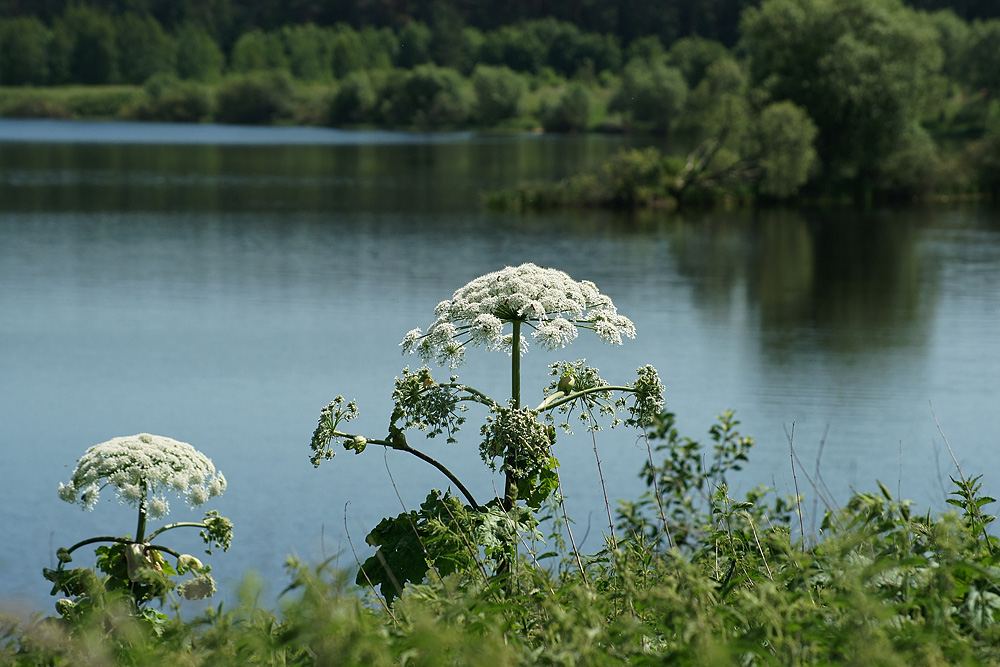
<box><xmin>230</xmin><ymin>28</ymin><xmax>288</xmax><ymax>73</ymax></box>
<box><xmin>964</xmin><ymin>19</ymin><xmax>1000</xmax><ymax>97</ymax></box>
<box><xmin>541</xmin><ymin>82</ymin><xmax>591</xmax><ymax>132</ymax></box>
<box><xmin>925</xmin><ymin>9</ymin><xmax>972</xmax><ymax>82</ymax></box>
<box><xmin>396</xmin><ymin>20</ymin><xmax>433</xmax><ymax>68</ymax></box>
<box><xmin>610</xmin><ymin>57</ymin><xmax>688</xmax><ymax>133</ymax></box>
<box><xmin>741</xmin><ymin>0</ymin><xmax>943</xmax><ymax>197</ymax></box>
<box><xmin>328</xmin><ymin>24</ymin><xmax>365</xmax><ymax>77</ymax></box>
<box><xmin>478</xmin><ymin>24</ymin><xmax>546</xmax><ymax>73</ymax></box>
<box><xmin>751</xmin><ymin>101</ymin><xmax>819</xmax><ymax>197</ymax></box>
<box><xmin>327</xmin><ymin>70</ymin><xmax>378</xmax><ymax>125</ymax></box>
<box><xmin>625</xmin><ymin>35</ymin><xmax>667</xmax><ymax>62</ymax></box>
<box><xmin>357</xmin><ymin>25</ymin><xmax>398</xmax><ymax>70</ymax></box>
<box><xmin>0</xmin><ymin>16</ymin><xmax>51</xmax><ymax>85</ymax></box>
<box><xmin>428</xmin><ymin>1</ymin><xmax>479</xmax><ymax>73</ymax></box>
<box><xmin>173</xmin><ymin>22</ymin><xmax>224</xmax><ymax>81</ymax></box>
<box><xmin>667</xmin><ymin>36</ymin><xmax>729</xmax><ymax>88</ymax></box>
<box><xmin>969</xmin><ymin>124</ymin><xmax>1000</xmax><ymax>199</ymax></box>
<box><xmin>674</xmin><ymin>56</ymin><xmax>752</xmax><ymax>146</ymax></box>
<box><xmin>378</xmin><ymin>65</ymin><xmax>472</xmax><ymax>127</ymax></box>
<box><xmin>115</xmin><ymin>12</ymin><xmax>173</xmax><ymax>84</ymax></box>
<box><xmin>215</xmin><ymin>69</ymin><xmax>292</xmax><ymax>124</ymax></box>
<box><xmin>56</xmin><ymin>4</ymin><xmax>119</xmax><ymax>84</ymax></box>
<box><xmin>471</xmin><ymin>64</ymin><xmax>526</xmax><ymax>124</ymax></box>
<box><xmin>282</xmin><ymin>23</ymin><xmax>332</xmax><ymax>81</ymax></box>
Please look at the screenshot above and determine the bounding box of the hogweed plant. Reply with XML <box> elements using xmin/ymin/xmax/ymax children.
<box><xmin>46</xmin><ymin>433</ymin><xmax>233</xmax><ymax>627</ymax></box>
<box><xmin>309</xmin><ymin>263</ymin><xmax>664</xmax><ymax>602</ymax></box>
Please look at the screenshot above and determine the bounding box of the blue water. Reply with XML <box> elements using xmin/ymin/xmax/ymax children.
<box><xmin>1</xmin><ymin>119</ymin><xmax>998</xmax><ymax>613</ymax></box>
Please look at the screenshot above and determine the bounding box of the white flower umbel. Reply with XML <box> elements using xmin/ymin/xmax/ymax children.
<box><xmin>58</xmin><ymin>433</ymin><xmax>226</xmax><ymax>518</ymax></box>
<box><xmin>402</xmin><ymin>263</ymin><xmax>636</xmax><ymax>368</ymax></box>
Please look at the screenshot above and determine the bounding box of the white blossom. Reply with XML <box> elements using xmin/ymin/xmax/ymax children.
<box><xmin>59</xmin><ymin>433</ymin><xmax>225</xmax><ymax>516</ymax></box>
<box><xmin>401</xmin><ymin>263</ymin><xmax>636</xmax><ymax>368</ymax></box>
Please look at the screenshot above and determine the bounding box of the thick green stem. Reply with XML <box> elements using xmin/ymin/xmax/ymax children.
<box><xmin>147</xmin><ymin>521</ymin><xmax>210</xmax><ymax>543</ymax></box>
<box><xmin>135</xmin><ymin>482</ymin><xmax>148</xmax><ymax>544</ymax></box>
<box><xmin>503</xmin><ymin>320</ymin><xmax>523</xmax><ymax>513</ymax></box>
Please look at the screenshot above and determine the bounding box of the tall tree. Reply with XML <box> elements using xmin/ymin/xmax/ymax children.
<box><xmin>741</xmin><ymin>0</ymin><xmax>942</xmax><ymax>197</ymax></box>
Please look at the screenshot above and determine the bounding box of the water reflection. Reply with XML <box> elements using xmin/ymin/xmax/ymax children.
<box><xmin>658</xmin><ymin>207</ymin><xmax>941</xmax><ymax>359</ymax></box>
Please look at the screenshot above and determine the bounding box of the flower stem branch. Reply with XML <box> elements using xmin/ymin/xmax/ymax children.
<box><xmin>535</xmin><ymin>385</ymin><xmax>634</xmax><ymax>412</ymax></box>
<box><xmin>62</xmin><ymin>536</ymin><xmax>181</xmax><ymax>559</ymax></box>
<box><xmin>146</xmin><ymin>521</ymin><xmax>212</xmax><ymax>542</ymax></box>
<box><xmin>331</xmin><ymin>430</ymin><xmax>482</xmax><ymax>510</ymax></box>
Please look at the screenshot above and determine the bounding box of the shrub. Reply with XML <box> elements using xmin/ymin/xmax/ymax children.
<box><xmin>326</xmin><ymin>71</ymin><xmax>378</xmax><ymax>126</ymax></box>
<box><xmin>127</xmin><ymin>74</ymin><xmax>211</xmax><ymax>123</ymax></box>
<box><xmin>378</xmin><ymin>65</ymin><xmax>471</xmax><ymax>128</ymax></box>
<box><xmin>472</xmin><ymin>64</ymin><xmax>527</xmax><ymax>125</ymax></box>
<box><xmin>540</xmin><ymin>83</ymin><xmax>591</xmax><ymax>132</ymax></box>
<box><xmin>214</xmin><ymin>71</ymin><xmax>293</xmax><ymax>125</ymax></box>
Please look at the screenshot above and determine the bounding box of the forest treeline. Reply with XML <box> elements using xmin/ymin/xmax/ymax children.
<box><xmin>1</xmin><ymin>0</ymin><xmax>998</xmax><ymax>50</ymax></box>
<box><xmin>0</xmin><ymin>0</ymin><xmax>999</xmax><ymax>203</ymax></box>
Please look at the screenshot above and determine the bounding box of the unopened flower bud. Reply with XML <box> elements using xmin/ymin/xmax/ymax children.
<box><xmin>177</xmin><ymin>554</ymin><xmax>204</xmax><ymax>574</ymax></box>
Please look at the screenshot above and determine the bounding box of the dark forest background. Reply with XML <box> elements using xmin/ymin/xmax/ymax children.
<box><xmin>1</xmin><ymin>0</ymin><xmax>997</xmax><ymax>49</ymax></box>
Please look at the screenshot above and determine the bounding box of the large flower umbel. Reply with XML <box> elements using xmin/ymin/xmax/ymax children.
<box><xmin>402</xmin><ymin>263</ymin><xmax>636</xmax><ymax>368</ymax></box>
<box><xmin>58</xmin><ymin>433</ymin><xmax>226</xmax><ymax>519</ymax></box>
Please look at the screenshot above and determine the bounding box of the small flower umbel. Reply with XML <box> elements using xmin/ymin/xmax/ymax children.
<box><xmin>46</xmin><ymin>434</ymin><xmax>233</xmax><ymax>620</ymax></box>
<box><xmin>401</xmin><ymin>262</ymin><xmax>637</xmax><ymax>369</ymax></box>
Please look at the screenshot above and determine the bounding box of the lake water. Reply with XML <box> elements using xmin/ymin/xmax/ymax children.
<box><xmin>1</xmin><ymin>119</ymin><xmax>998</xmax><ymax>612</ymax></box>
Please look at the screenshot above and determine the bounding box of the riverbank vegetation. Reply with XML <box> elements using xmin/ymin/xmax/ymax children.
<box><xmin>3</xmin><ymin>410</ymin><xmax>999</xmax><ymax>665</ymax></box>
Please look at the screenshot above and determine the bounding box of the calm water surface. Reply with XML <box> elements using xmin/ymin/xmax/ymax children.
<box><xmin>1</xmin><ymin>119</ymin><xmax>998</xmax><ymax>610</ymax></box>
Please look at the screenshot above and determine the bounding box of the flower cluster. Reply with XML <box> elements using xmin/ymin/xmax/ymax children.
<box><xmin>402</xmin><ymin>263</ymin><xmax>636</xmax><ymax>368</ymax></box>
<box><xmin>58</xmin><ymin>433</ymin><xmax>226</xmax><ymax>519</ymax></box>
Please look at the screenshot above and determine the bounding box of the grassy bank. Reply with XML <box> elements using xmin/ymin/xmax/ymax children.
<box><xmin>3</xmin><ymin>410</ymin><xmax>998</xmax><ymax>666</ymax></box>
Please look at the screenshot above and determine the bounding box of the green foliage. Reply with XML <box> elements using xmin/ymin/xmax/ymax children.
<box><xmin>127</xmin><ymin>74</ymin><xmax>211</xmax><ymax>123</ymax></box>
<box><xmin>668</xmin><ymin>36</ymin><xmax>730</xmax><ymax>88</ymax></box>
<box><xmin>963</xmin><ymin>19</ymin><xmax>1000</xmax><ymax>98</ymax></box>
<box><xmin>0</xmin><ymin>17</ymin><xmax>52</xmax><ymax>86</ymax></box>
<box><xmin>478</xmin><ymin>24</ymin><xmax>547</xmax><ymax>74</ymax></box>
<box><xmin>378</xmin><ymin>65</ymin><xmax>472</xmax><ymax>128</ymax></box>
<box><xmin>395</xmin><ymin>21</ymin><xmax>433</xmax><ymax>69</ymax></box>
<box><xmin>281</xmin><ymin>24</ymin><xmax>332</xmax><ymax>82</ymax></box>
<box><xmin>540</xmin><ymin>82</ymin><xmax>591</xmax><ymax>132</ymax></box>
<box><xmin>741</xmin><ymin>0</ymin><xmax>944</xmax><ymax>196</ymax></box>
<box><xmin>11</xmin><ymin>407</ymin><xmax>1000</xmax><ymax>665</ymax></box>
<box><xmin>967</xmin><ymin>123</ymin><xmax>1000</xmax><ymax>199</ymax></box>
<box><xmin>610</xmin><ymin>57</ymin><xmax>688</xmax><ymax>133</ymax></box>
<box><xmin>472</xmin><ymin>64</ymin><xmax>527</xmax><ymax>125</ymax></box>
<box><xmin>752</xmin><ymin>100</ymin><xmax>819</xmax><ymax>198</ymax></box>
<box><xmin>326</xmin><ymin>71</ymin><xmax>378</xmax><ymax>126</ymax></box>
<box><xmin>214</xmin><ymin>70</ymin><xmax>293</xmax><ymax>125</ymax></box>
<box><xmin>230</xmin><ymin>28</ymin><xmax>289</xmax><ymax>74</ymax></box>
<box><xmin>358</xmin><ymin>491</ymin><xmax>539</xmax><ymax>604</ymax></box>
<box><xmin>57</xmin><ymin>4</ymin><xmax>118</xmax><ymax>85</ymax></box>
<box><xmin>114</xmin><ymin>13</ymin><xmax>173</xmax><ymax>85</ymax></box>
<box><xmin>173</xmin><ymin>23</ymin><xmax>224</xmax><ymax>82</ymax></box>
